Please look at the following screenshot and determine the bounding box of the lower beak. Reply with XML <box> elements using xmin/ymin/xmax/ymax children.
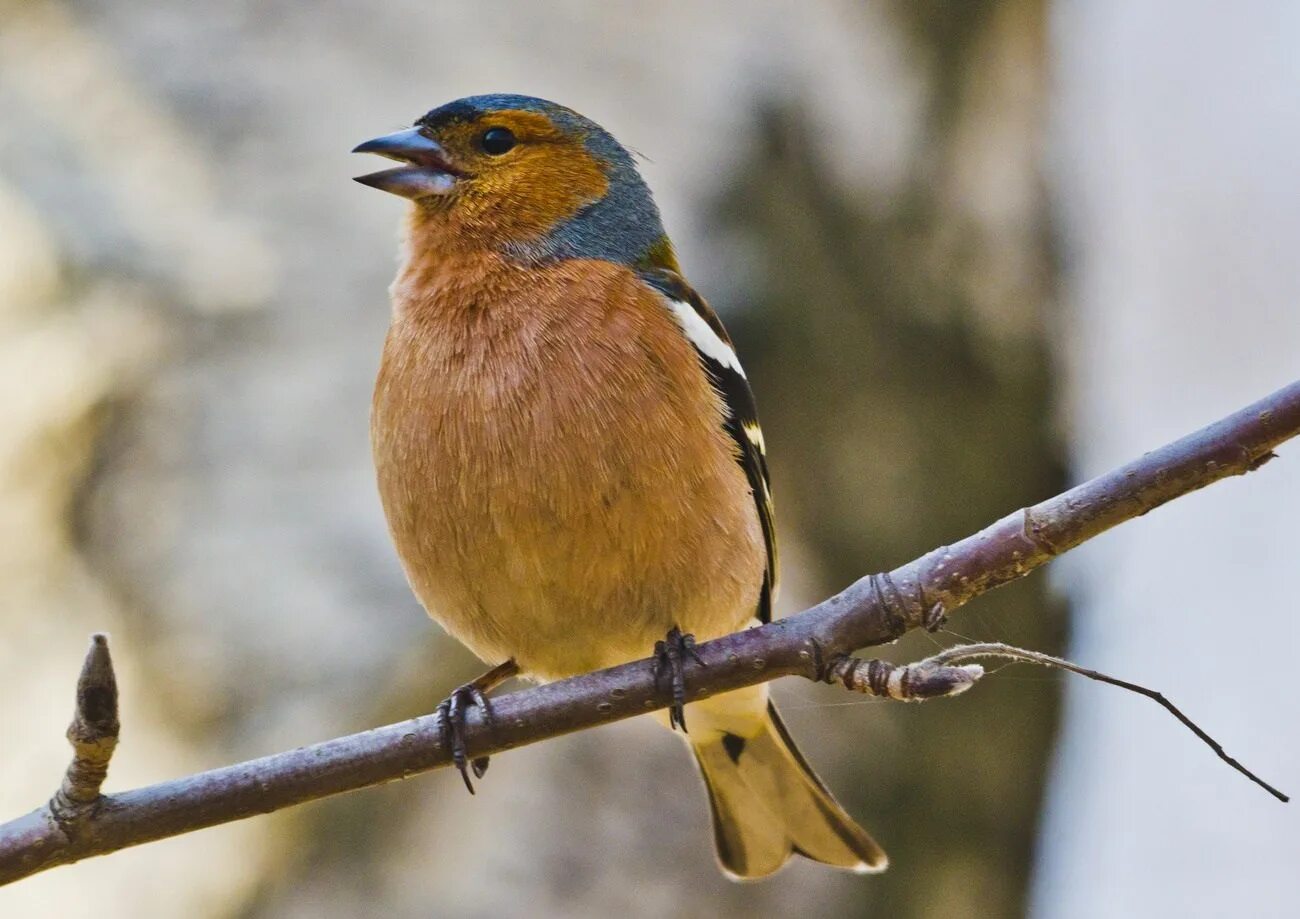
<box><xmin>351</xmin><ymin>128</ymin><xmax>459</xmax><ymax>199</ymax></box>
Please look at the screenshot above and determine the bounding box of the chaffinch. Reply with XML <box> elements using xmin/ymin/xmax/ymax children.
<box><xmin>353</xmin><ymin>94</ymin><xmax>884</xmax><ymax>880</ymax></box>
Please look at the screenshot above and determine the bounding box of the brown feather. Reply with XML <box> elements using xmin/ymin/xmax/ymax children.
<box><xmin>366</xmin><ymin>98</ymin><xmax>876</xmax><ymax>880</ymax></box>
<box><xmin>372</xmin><ymin>235</ymin><xmax>766</xmax><ymax>680</ymax></box>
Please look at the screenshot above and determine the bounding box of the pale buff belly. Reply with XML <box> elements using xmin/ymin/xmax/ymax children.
<box><xmin>373</xmin><ymin>314</ymin><xmax>766</xmax><ymax>682</ymax></box>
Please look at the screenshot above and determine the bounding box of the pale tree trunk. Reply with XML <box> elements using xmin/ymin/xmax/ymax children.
<box><xmin>1036</xmin><ymin>3</ymin><xmax>1300</xmax><ymax>914</ymax></box>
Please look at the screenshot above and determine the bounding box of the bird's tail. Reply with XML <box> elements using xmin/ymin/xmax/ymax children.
<box><xmin>684</xmin><ymin>687</ymin><xmax>887</xmax><ymax>880</ymax></box>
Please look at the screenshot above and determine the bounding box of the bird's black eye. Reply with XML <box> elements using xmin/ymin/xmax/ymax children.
<box><xmin>480</xmin><ymin>127</ymin><xmax>516</xmax><ymax>156</ymax></box>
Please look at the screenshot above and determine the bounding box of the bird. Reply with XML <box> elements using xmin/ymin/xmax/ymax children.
<box><xmin>352</xmin><ymin>93</ymin><xmax>886</xmax><ymax>880</ymax></box>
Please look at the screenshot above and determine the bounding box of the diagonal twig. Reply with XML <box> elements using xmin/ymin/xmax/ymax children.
<box><xmin>923</xmin><ymin>642</ymin><xmax>1289</xmax><ymax>803</ymax></box>
<box><xmin>0</xmin><ymin>378</ymin><xmax>1296</xmax><ymax>885</ymax></box>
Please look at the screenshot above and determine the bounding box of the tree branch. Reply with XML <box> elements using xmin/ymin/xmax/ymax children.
<box><xmin>2</xmin><ymin>379</ymin><xmax>1297</xmax><ymax>885</ymax></box>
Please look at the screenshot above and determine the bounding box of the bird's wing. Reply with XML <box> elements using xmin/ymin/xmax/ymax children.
<box><xmin>639</xmin><ymin>269</ymin><xmax>777</xmax><ymax>623</ymax></box>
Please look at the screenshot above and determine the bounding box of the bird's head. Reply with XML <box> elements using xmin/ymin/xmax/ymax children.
<box><xmin>353</xmin><ymin>94</ymin><xmax>678</xmax><ymax>270</ymax></box>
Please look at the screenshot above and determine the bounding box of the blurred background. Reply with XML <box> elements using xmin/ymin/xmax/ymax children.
<box><xmin>0</xmin><ymin>1</ymin><xmax>1296</xmax><ymax>916</ymax></box>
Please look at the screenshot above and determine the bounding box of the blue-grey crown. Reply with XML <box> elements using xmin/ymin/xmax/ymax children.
<box><xmin>421</xmin><ymin>94</ymin><xmax>669</xmax><ymax>267</ymax></box>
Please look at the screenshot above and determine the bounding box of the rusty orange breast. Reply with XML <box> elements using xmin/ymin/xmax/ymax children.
<box><xmin>371</xmin><ymin>252</ymin><xmax>766</xmax><ymax>678</ymax></box>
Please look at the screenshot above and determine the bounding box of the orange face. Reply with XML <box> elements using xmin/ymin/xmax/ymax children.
<box><xmin>354</xmin><ymin>108</ymin><xmax>610</xmax><ymax>245</ymax></box>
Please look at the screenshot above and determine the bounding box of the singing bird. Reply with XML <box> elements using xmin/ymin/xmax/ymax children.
<box><xmin>353</xmin><ymin>94</ymin><xmax>885</xmax><ymax>879</ymax></box>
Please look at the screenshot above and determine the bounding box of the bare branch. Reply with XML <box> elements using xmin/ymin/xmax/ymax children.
<box><xmin>1</xmin><ymin>379</ymin><xmax>1297</xmax><ymax>886</ymax></box>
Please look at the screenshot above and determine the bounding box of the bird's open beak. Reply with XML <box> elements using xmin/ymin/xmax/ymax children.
<box><xmin>352</xmin><ymin>128</ymin><xmax>461</xmax><ymax>199</ymax></box>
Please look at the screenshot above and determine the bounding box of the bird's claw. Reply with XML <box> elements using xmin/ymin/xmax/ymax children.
<box><xmin>653</xmin><ymin>626</ymin><xmax>706</xmax><ymax>732</ymax></box>
<box><xmin>437</xmin><ymin>682</ymin><xmax>495</xmax><ymax>794</ymax></box>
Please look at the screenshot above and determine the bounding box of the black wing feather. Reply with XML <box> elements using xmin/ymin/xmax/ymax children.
<box><xmin>639</xmin><ymin>269</ymin><xmax>777</xmax><ymax>623</ymax></box>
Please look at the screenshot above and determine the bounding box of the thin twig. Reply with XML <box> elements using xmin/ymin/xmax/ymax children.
<box><xmin>924</xmin><ymin>642</ymin><xmax>1289</xmax><ymax>803</ymax></box>
<box><xmin>0</xmin><ymin>378</ymin><xmax>1297</xmax><ymax>885</ymax></box>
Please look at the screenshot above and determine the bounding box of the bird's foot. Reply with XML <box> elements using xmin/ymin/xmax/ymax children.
<box><xmin>437</xmin><ymin>682</ymin><xmax>495</xmax><ymax>794</ymax></box>
<box><xmin>653</xmin><ymin>625</ymin><xmax>706</xmax><ymax>732</ymax></box>
<box><xmin>434</xmin><ymin>659</ymin><xmax>518</xmax><ymax>795</ymax></box>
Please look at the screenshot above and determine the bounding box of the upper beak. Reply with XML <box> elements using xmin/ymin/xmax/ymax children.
<box><xmin>351</xmin><ymin>128</ymin><xmax>460</xmax><ymax>199</ymax></box>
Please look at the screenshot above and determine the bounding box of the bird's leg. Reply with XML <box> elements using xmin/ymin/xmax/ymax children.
<box><xmin>437</xmin><ymin>658</ymin><xmax>519</xmax><ymax>794</ymax></box>
<box><xmin>653</xmin><ymin>626</ymin><xmax>706</xmax><ymax>732</ymax></box>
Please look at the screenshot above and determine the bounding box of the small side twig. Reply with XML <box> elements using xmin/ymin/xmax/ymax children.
<box><xmin>50</xmin><ymin>634</ymin><xmax>120</xmax><ymax>825</ymax></box>
<box><xmin>824</xmin><ymin>654</ymin><xmax>984</xmax><ymax>701</ymax></box>
<box><xmin>923</xmin><ymin>641</ymin><xmax>1289</xmax><ymax>803</ymax></box>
